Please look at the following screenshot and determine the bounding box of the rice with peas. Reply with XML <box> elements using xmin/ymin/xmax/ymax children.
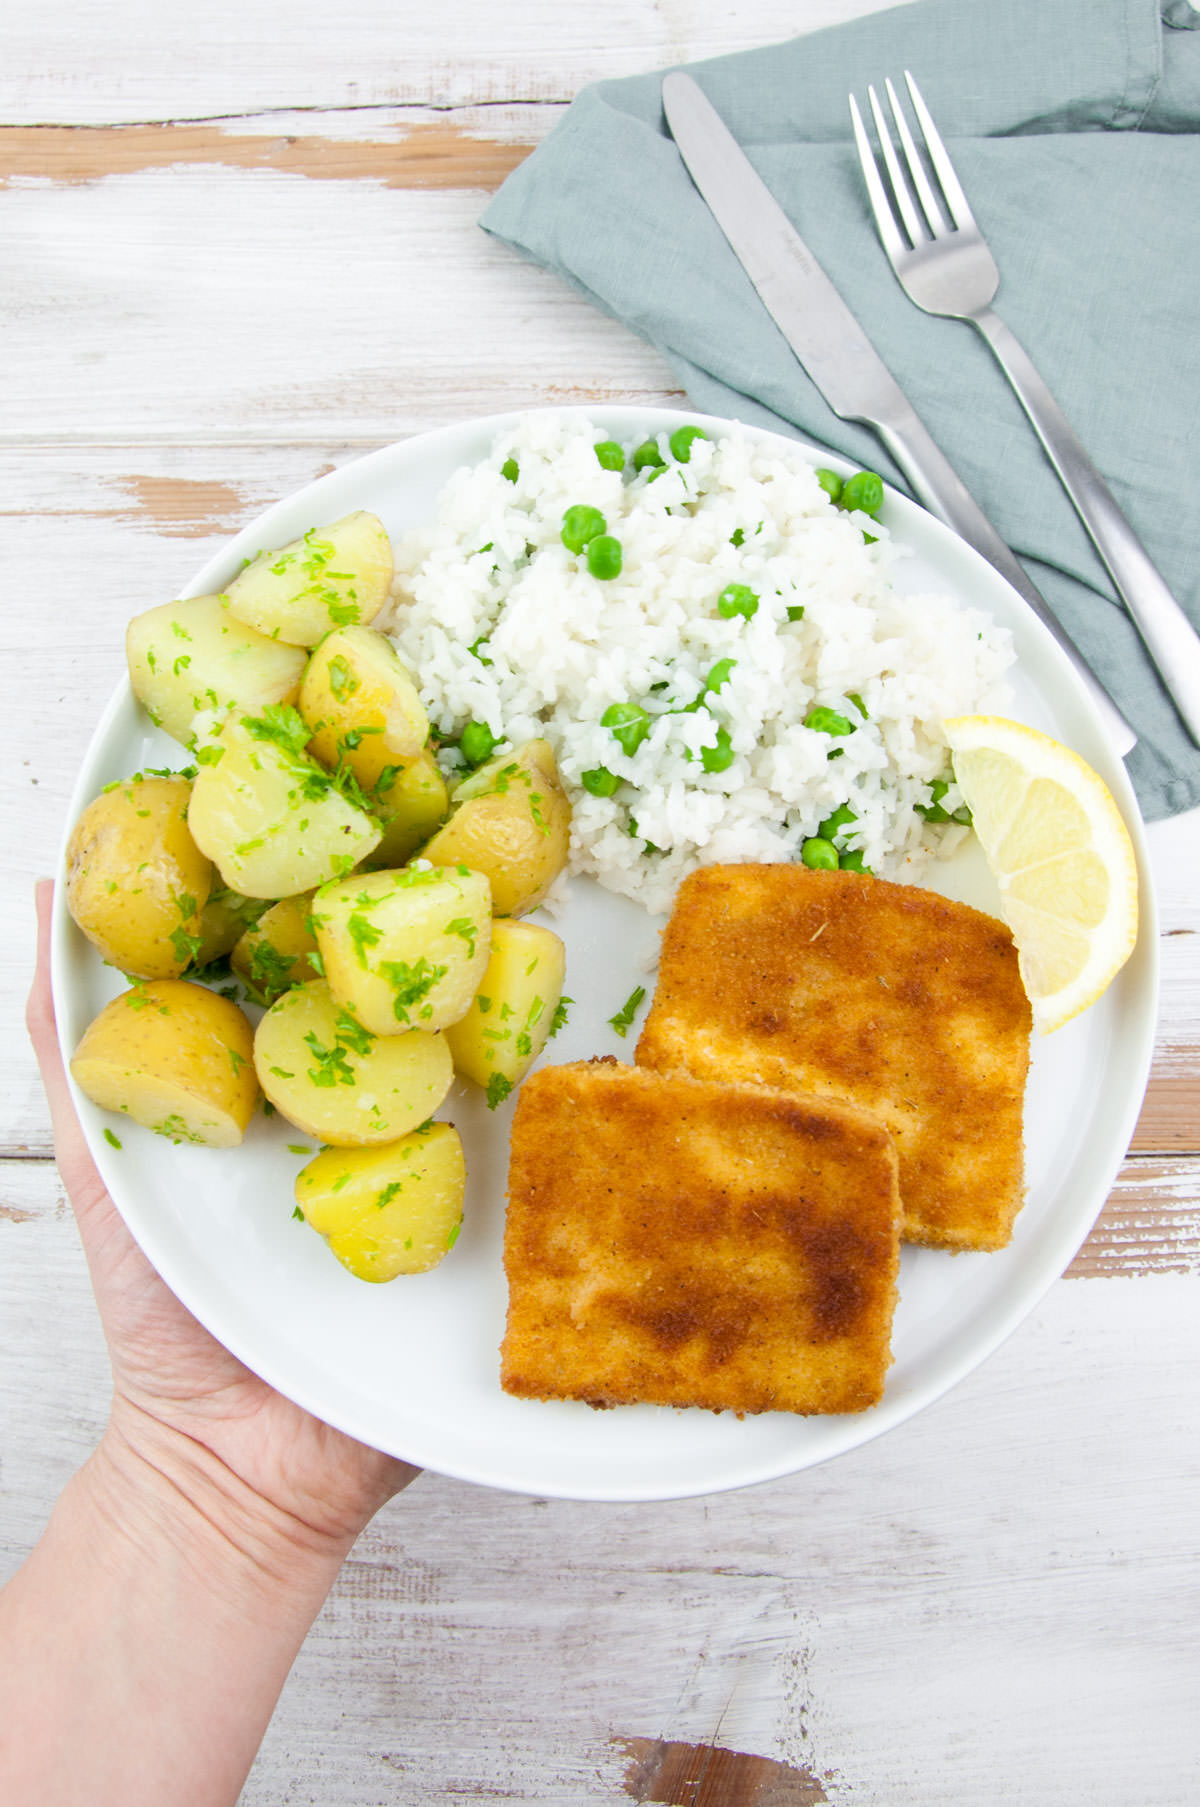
<box><xmin>384</xmin><ymin>413</ymin><xmax>1013</xmax><ymax>916</ymax></box>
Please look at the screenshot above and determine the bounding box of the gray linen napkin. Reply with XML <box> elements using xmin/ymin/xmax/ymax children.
<box><xmin>482</xmin><ymin>0</ymin><xmax>1200</xmax><ymax>820</ymax></box>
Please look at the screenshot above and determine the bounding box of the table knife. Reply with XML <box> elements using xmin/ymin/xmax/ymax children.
<box><xmin>661</xmin><ymin>71</ymin><xmax>1136</xmax><ymax>756</ymax></box>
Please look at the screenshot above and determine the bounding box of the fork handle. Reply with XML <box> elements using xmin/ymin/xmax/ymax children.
<box><xmin>872</xmin><ymin>406</ymin><xmax>1137</xmax><ymax>754</ymax></box>
<box><xmin>975</xmin><ymin>306</ymin><xmax>1200</xmax><ymax>747</ymax></box>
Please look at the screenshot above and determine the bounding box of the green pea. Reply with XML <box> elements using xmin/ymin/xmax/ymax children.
<box><xmin>786</xmin><ymin>605</ymin><xmax>805</xmax><ymax>622</ymax></box>
<box><xmin>814</xmin><ymin>467</ymin><xmax>843</xmax><ymax>504</ymax></box>
<box><xmin>632</xmin><ymin>439</ymin><xmax>665</xmax><ymax>471</ymax></box>
<box><xmin>701</xmin><ymin>726</ymin><xmax>735</xmax><ymax>773</ymax></box>
<box><xmin>817</xmin><ymin>804</ymin><xmax>858</xmax><ymax>840</ymax></box>
<box><xmin>594</xmin><ymin>440</ymin><xmax>625</xmax><ymax>471</ymax></box>
<box><xmin>838</xmin><ymin>849</ymin><xmax>873</xmax><ymax>874</ymax></box>
<box><xmin>917</xmin><ymin>778</ymin><xmax>972</xmax><ymax>825</ymax></box>
<box><xmin>801</xmin><ymin>836</ymin><xmax>839</xmax><ymax>871</ymax></box>
<box><xmin>805</xmin><ymin>706</ymin><xmax>855</xmax><ymax>737</ymax></box>
<box><xmin>840</xmin><ymin>470</ymin><xmax>884</xmax><ymax>518</ymax></box>
<box><xmin>459</xmin><ymin>720</ymin><xmax>497</xmax><ymax>767</ymax></box>
<box><xmin>669</xmin><ymin>424</ymin><xmax>708</xmax><ymax>463</ymax></box>
<box><xmin>500</xmin><ymin>458</ymin><xmax>519</xmax><ymax>483</ymax></box>
<box><xmin>601</xmin><ymin>702</ymin><xmax>652</xmax><ymax>757</ymax></box>
<box><xmin>586</xmin><ymin>534</ymin><xmax>623</xmax><ymax>580</ymax></box>
<box><xmin>703</xmin><ymin>657</ymin><xmax>737</xmax><ymax>695</ymax></box>
<box><xmin>581</xmin><ymin>766</ymin><xmax>620</xmax><ymax>797</ymax></box>
<box><xmin>561</xmin><ymin>505</ymin><xmax>607</xmax><ymax>554</ymax></box>
<box><xmin>716</xmin><ymin>583</ymin><xmax>759</xmax><ymax>620</ymax></box>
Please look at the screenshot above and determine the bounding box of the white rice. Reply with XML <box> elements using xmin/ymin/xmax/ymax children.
<box><xmin>384</xmin><ymin>414</ymin><xmax>1013</xmax><ymax>915</ymax></box>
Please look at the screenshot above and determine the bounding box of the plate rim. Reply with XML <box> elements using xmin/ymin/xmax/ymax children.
<box><xmin>52</xmin><ymin>403</ymin><xmax>1160</xmax><ymax>1502</ymax></box>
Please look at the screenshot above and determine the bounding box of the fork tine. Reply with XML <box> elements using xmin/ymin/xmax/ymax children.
<box><xmin>883</xmin><ymin>76</ymin><xmax>947</xmax><ymax>237</ymax></box>
<box><xmin>866</xmin><ymin>83</ymin><xmax>927</xmax><ymax>250</ymax></box>
<box><xmin>903</xmin><ymin>70</ymin><xmax>975</xmax><ymax>231</ymax></box>
<box><xmin>848</xmin><ymin>93</ymin><xmax>909</xmax><ymax>268</ymax></box>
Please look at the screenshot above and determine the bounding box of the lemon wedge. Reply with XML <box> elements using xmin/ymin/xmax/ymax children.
<box><xmin>942</xmin><ymin>715</ymin><xmax>1139</xmax><ymax>1032</ymax></box>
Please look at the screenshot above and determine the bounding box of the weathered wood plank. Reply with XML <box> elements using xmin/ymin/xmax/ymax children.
<box><xmin>4</xmin><ymin>1152</ymin><xmax>1196</xmax><ymax>1806</ymax></box>
<box><xmin>0</xmin><ymin>0</ymin><xmax>909</xmax><ymax>125</ymax></box>
<box><xmin>0</xmin><ymin>120</ymin><xmax>537</xmax><ymax>192</ymax></box>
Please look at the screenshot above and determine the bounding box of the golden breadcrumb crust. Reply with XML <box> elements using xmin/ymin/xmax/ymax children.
<box><xmin>501</xmin><ymin>1060</ymin><xmax>901</xmax><ymax>1416</ymax></box>
<box><xmin>636</xmin><ymin>865</ymin><xmax>1031</xmax><ymax>1252</ymax></box>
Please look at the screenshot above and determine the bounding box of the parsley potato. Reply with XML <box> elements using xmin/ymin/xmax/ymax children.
<box><xmin>294</xmin><ymin>1125</ymin><xmax>466</xmax><ymax>1281</ymax></box>
<box><xmin>299</xmin><ymin>626</ymin><xmax>428</xmax><ymax>790</ymax></box>
<box><xmin>191</xmin><ymin>886</ymin><xmax>268</xmax><ymax>968</ymax></box>
<box><xmin>253</xmin><ymin>980</ymin><xmax>453</xmax><ymax>1146</ymax></box>
<box><xmin>444</xmin><ymin>920</ymin><xmax>566</xmax><ymax>1098</ymax></box>
<box><xmin>187</xmin><ymin>713</ymin><xmax>381</xmax><ymax>898</ymax></box>
<box><xmin>126</xmin><ymin>594</ymin><xmax>307</xmax><ymax>750</ymax></box>
<box><xmin>313</xmin><ymin>865</ymin><xmax>492</xmax><ymax>1035</ymax></box>
<box><xmin>418</xmin><ymin>738</ymin><xmax>571</xmax><ymax>916</ymax></box>
<box><xmin>66</xmin><ymin>775</ymin><xmax>213</xmax><ymax>979</ymax></box>
<box><xmin>70</xmin><ymin>980</ymin><xmax>258</xmax><ymax>1147</ymax></box>
<box><xmin>225</xmin><ymin>511</ymin><xmax>393</xmax><ymax>646</ymax></box>
<box><xmin>231</xmin><ymin>891</ymin><xmax>321</xmax><ymax>1002</ymax></box>
<box><xmin>364</xmin><ymin>748</ymin><xmax>450</xmax><ymax>868</ymax></box>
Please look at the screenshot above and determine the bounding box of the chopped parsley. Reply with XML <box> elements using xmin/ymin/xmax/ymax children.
<box><xmin>381</xmin><ymin>957</ymin><xmax>447</xmax><ymax>1025</ymax></box>
<box><xmin>485</xmin><ymin>1073</ymin><xmax>514</xmax><ymax>1111</ymax></box>
<box><xmin>607</xmin><ymin>986</ymin><xmax>646</xmax><ymax>1038</ymax></box>
<box><xmin>548</xmin><ymin>995</ymin><xmax>572</xmax><ymax>1038</ymax></box>
<box><xmin>103</xmin><ymin>1127</ymin><xmax>122</xmax><ymax>1149</ymax></box>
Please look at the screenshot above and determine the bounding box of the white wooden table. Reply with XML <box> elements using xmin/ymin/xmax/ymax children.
<box><xmin>3</xmin><ymin>5</ymin><xmax>1198</xmax><ymax>1801</ymax></box>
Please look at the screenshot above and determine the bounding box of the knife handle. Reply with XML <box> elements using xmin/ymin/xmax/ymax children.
<box><xmin>875</xmin><ymin>407</ymin><xmax>1137</xmax><ymax>755</ymax></box>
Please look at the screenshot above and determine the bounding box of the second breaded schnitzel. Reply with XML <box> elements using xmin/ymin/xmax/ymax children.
<box><xmin>636</xmin><ymin>865</ymin><xmax>1031</xmax><ymax>1252</ymax></box>
<box><xmin>501</xmin><ymin>1059</ymin><xmax>901</xmax><ymax>1416</ymax></box>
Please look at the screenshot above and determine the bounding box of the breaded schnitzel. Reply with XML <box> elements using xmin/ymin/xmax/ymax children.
<box><xmin>501</xmin><ymin>1059</ymin><xmax>901</xmax><ymax>1416</ymax></box>
<box><xmin>636</xmin><ymin>865</ymin><xmax>1031</xmax><ymax>1252</ymax></box>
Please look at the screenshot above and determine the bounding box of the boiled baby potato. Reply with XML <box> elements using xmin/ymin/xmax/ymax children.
<box><xmin>66</xmin><ymin>775</ymin><xmax>213</xmax><ymax>979</ymax></box>
<box><xmin>189</xmin><ymin>886</ymin><xmax>268</xmax><ymax>971</ymax></box>
<box><xmin>299</xmin><ymin>626</ymin><xmax>428</xmax><ymax>790</ymax></box>
<box><xmin>224</xmin><ymin>511</ymin><xmax>393</xmax><ymax>646</ymax></box>
<box><xmin>363</xmin><ymin>749</ymin><xmax>449</xmax><ymax>869</ymax></box>
<box><xmin>70</xmin><ymin>979</ymin><xmax>258</xmax><ymax>1147</ymax></box>
<box><xmin>231</xmin><ymin>891</ymin><xmax>321</xmax><ymax>1003</ymax></box>
<box><xmin>294</xmin><ymin>1125</ymin><xmax>465</xmax><ymax>1281</ymax></box>
<box><xmin>125</xmin><ymin>594</ymin><xmax>307</xmax><ymax>750</ymax></box>
<box><xmin>312</xmin><ymin>865</ymin><xmax>491</xmax><ymax>1036</ymax></box>
<box><xmin>444</xmin><ymin>920</ymin><xmax>566</xmax><ymax>1103</ymax></box>
<box><xmin>187</xmin><ymin>712</ymin><xmax>381</xmax><ymax>898</ymax></box>
<box><xmin>418</xmin><ymin>738</ymin><xmax>570</xmax><ymax>916</ymax></box>
<box><xmin>253</xmin><ymin>980</ymin><xmax>453</xmax><ymax>1146</ymax></box>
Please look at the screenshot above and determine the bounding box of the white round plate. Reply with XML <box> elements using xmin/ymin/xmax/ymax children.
<box><xmin>53</xmin><ymin>406</ymin><xmax>1158</xmax><ymax>1502</ymax></box>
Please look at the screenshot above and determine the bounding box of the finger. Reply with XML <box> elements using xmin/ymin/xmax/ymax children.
<box><xmin>27</xmin><ymin>880</ymin><xmax>113</xmax><ymax>1226</ymax></box>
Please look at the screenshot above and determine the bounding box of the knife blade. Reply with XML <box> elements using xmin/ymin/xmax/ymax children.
<box><xmin>661</xmin><ymin>70</ymin><xmax>1135</xmax><ymax>755</ymax></box>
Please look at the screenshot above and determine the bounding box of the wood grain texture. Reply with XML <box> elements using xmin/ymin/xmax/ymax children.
<box><xmin>3</xmin><ymin>2</ymin><xmax>1199</xmax><ymax>1801</ymax></box>
<box><xmin>0</xmin><ymin>121</ymin><xmax>535</xmax><ymax>192</ymax></box>
<box><xmin>0</xmin><ymin>0</ymin><xmax>910</xmax><ymax>124</ymax></box>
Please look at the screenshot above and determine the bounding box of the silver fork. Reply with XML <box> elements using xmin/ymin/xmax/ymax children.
<box><xmin>850</xmin><ymin>70</ymin><xmax>1200</xmax><ymax>748</ymax></box>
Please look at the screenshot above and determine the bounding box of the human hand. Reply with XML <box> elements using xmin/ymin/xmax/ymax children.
<box><xmin>27</xmin><ymin>880</ymin><xmax>419</xmax><ymax>1556</ymax></box>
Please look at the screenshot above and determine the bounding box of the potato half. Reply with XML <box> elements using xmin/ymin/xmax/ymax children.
<box><xmin>294</xmin><ymin>1126</ymin><xmax>466</xmax><ymax>1281</ymax></box>
<box><xmin>312</xmin><ymin>865</ymin><xmax>491</xmax><ymax>1036</ymax></box>
<box><xmin>418</xmin><ymin>739</ymin><xmax>570</xmax><ymax>916</ymax></box>
<box><xmin>187</xmin><ymin>714</ymin><xmax>381</xmax><ymax>898</ymax></box>
<box><xmin>231</xmin><ymin>891</ymin><xmax>321</xmax><ymax>1003</ymax></box>
<box><xmin>299</xmin><ymin>626</ymin><xmax>428</xmax><ymax>790</ymax></box>
<box><xmin>253</xmin><ymin>980</ymin><xmax>453</xmax><ymax>1146</ymax></box>
<box><xmin>70</xmin><ymin>980</ymin><xmax>258</xmax><ymax>1147</ymax></box>
<box><xmin>66</xmin><ymin>775</ymin><xmax>213</xmax><ymax>979</ymax></box>
<box><xmin>444</xmin><ymin>919</ymin><xmax>566</xmax><ymax>1102</ymax></box>
<box><xmin>224</xmin><ymin>511</ymin><xmax>393</xmax><ymax>646</ymax></box>
<box><xmin>364</xmin><ymin>749</ymin><xmax>449</xmax><ymax>869</ymax></box>
<box><xmin>125</xmin><ymin>594</ymin><xmax>307</xmax><ymax>750</ymax></box>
